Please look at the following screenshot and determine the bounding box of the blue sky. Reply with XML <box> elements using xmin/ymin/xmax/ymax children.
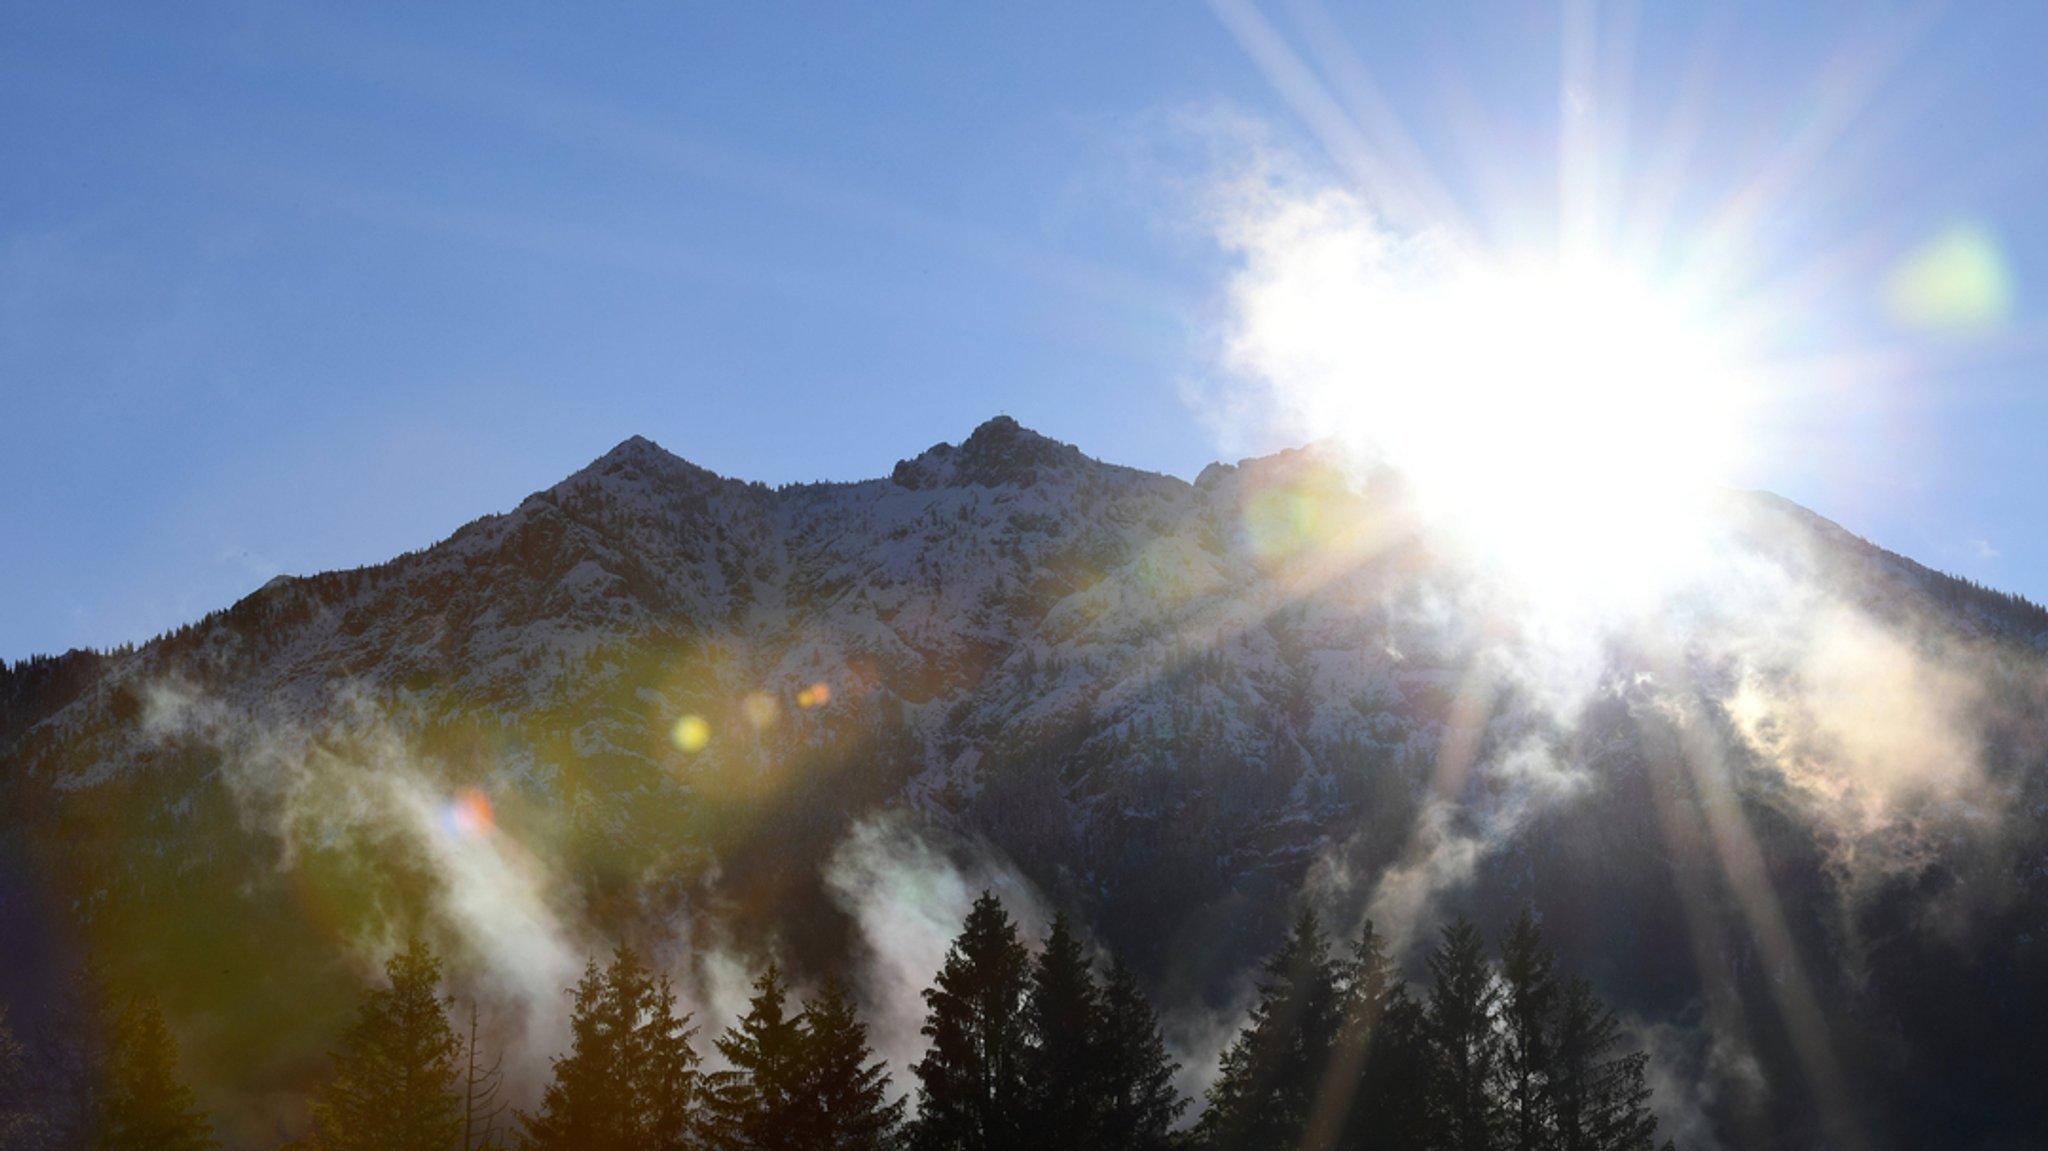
<box><xmin>6</xmin><ymin>2</ymin><xmax>2048</xmax><ymax>661</ymax></box>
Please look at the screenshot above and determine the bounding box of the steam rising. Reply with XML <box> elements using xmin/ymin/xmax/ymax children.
<box><xmin>141</xmin><ymin>682</ymin><xmax>587</xmax><ymax>1085</ymax></box>
<box><xmin>822</xmin><ymin>815</ymin><xmax>1048</xmax><ymax>1079</ymax></box>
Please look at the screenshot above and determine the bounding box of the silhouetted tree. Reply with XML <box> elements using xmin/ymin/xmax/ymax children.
<box><xmin>1498</xmin><ymin>911</ymin><xmax>1558</xmax><ymax>1151</ymax></box>
<box><xmin>794</xmin><ymin>979</ymin><xmax>904</xmax><ymax>1151</ymax></box>
<box><xmin>522</xmin><ymin>945</ymin><xmax>698</xmax><ymax>1151</ymax></box>
<box><xmin>640</xmin><ymin>972</ymin><xmax>702</xmax><ymax>1151</ymax></box>
<box><xmin>1195</xmin><ymin>908</ymin><xmax>1341</xmax><ymax>1151</ymax></box>
<box><xmin>1548</xmin><ymin>978</ymin><xmax>1662</xmax><ymax>1151</ymax></box>
<box><xmin>910</xmin><ymin>891</ymin><xmax>1033</xmax><ymax>1151</ymax></box>
<box><xmin>1425</xmin><ymin>919</ymin><xmax>1500</xmax><ymax>1151</ymax></box>
<box><xmin>1321</xmin><ymin>919</ymin><xmax>1399</xmax><ymax>1151</ymax></box>
<box><xmin>1094</xmin><ymin>956</ymin><xmax>1184</xmax><ymax>1151</ymax></box>
<box><xmin>309</xmin><ymin>937</ymin><xmax>460</xmax><ymax>1151</ymax></box>
<box><xmin>459</xmin><ymin>1003</ymin><xmax>506</xmax><ymax>1151</ymax></box>
<box><xmin>706</xmin><ymin>964</ymin><xmax>805</xmax><ymax>1151</ymax></box>
<box><xmin>1022</xmin><ymin>913</ymin><xmax>1103</xmax><ymax>1148</ymax></box>
<box><xmin>1364</xmin><ymin>990</ymin><xmax>1433</xmax><ymax>1151</ymax></box>
<box><xmin>95</xmin><ymin>1001</ymin><xmax>215</xmax><ymax>1151</ymax></box>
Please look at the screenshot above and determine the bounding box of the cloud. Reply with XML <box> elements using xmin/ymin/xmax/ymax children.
<box><xmin>821</xmin><ymin>814</ymin><xmax>1049</xmax><ymax>1080</ymax></box>
<box><xmin>140</xmin><ymin>679</ymin><xmax>587</xmax><ymax>1088</ymax></box>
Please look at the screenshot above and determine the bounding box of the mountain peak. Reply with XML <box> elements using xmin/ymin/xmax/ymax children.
<box><xmin>595</xmin><ymin>434</ymin><xmax>674</xmax><ymax>466</ymax></box>
<box><xmin>890</xmin><ymin>415</ymin><xmax>1087</xmax><ymax>491</ymax></box>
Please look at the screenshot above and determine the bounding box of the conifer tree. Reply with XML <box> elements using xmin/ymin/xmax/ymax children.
<box><xmin>522</xmin><ymin>945</ymin><xmax>696</xmax><ymax>1151</ymax></box>
<box><xmin>1425</xmin><ymin>919</ymin><xmax>1501</xmax><ymax>1151</ymax></box>
<box><xmin>641</xmin><ymin>972</ymin><xmax>703</xmax><ymax>1151</ymax></box>
<box><xmin>95</xmin><ymin>1000</ymin><xmax>216</xmax><ymax>1151</ymax></box>
<box><xmin>794</xmin><ymin>979</ymin><xmax>904</xmax><ymax>1151</ymax></box>
<box><xmin>309</xmin><ymin>937</ymin><xmax>458</xmax><ymax>1151</ymax></box>
<box><xmin>1548</xmin><ymin>978</ymin><xmax>1662</xmax><ymax>1151</ymax></box>
<box><xmin>520</xmin><ymin>960</ymin><xmax>621</xmax><ymax>1151</ymax></box>
<box><xmin>1194</xmin><ymin>908</ymin><xmax>1341</xmax><ymax>1151</ymax></box>
<box><xmin>1498</xmin><ymin>910</ymin><xmax>1558</xmax><ymax>1151</ymax></box>
<box><xmin>1022</xmin><ymin>913</ymin><xmax>1103</xmax><ymax>1148</ymax></box>
<box><xmin>1364</xmin><ymin>989</ymin><xmax>1433</xmax><ymax>1151</ymax></box>
<box><xmin>1094</xmin><ymin>956</ymin><xmax>1184</xmax><ymax>1151</ymax></box>
<box><xmin>1319</xmin><ymin>919</ymin><xmax>1398</xmax><ymax>1151</ymax></box>
<box><xmin>706</xmin><ymin>964</ymin><xmax>806</xmax><ymax>1151</ymax></box>
<box><xmin>910</xmin><ymin>891</ymin><xmax>1033</xmax><ymax>1151</ymax></box>
<box><xmin>459</xmin><ymin>1003</ymin><xmax>506</xmax><ymax>1151</ymax></box>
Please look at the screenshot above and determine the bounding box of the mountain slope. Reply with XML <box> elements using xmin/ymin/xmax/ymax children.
<box><xmin>6</xmin><ymin>417</ymin><xmax>2048</xmax><ymax>1149</ymax></box>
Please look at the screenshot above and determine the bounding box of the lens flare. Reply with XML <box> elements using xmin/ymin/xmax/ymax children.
<box><xmin>671</xmin><ymin>714</ymin><xmax>712</xmax><ymax>752</ymax></box>
<box><xmin>441</xmin><ymin>787</ymin><xmax>495</xmax><ymax>838</ymax></box>
<box><xmin>741</xmin><ymin>692</ymin><xmax>780</xmax><ymax>730</ymax></box>
<box><xmin>1883</xmin><ymin>222</ymin><xmax>2012</xmax><ymax>336</ymax></box>
<box><xmin>797</xmin><ymin>681</ymin><xmax>832</xmax><ymax>708</ymax></box>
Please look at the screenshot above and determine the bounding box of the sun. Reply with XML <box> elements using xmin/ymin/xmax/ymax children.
<box><xmin>1398</xmin><ymin>255</ymin><xmax>1752</xmax><ymax>610</ymax></box>
<box><xmin>1225</xmin><ymin>202</ymin><xmax>1753</xmax><ymax>614</ymax></box>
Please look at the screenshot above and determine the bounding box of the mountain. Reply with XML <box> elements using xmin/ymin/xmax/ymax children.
<box><xmin>7</xmin><ymin>416</ymin><xmax>2048</xmax><ymax>1149</ymax></box>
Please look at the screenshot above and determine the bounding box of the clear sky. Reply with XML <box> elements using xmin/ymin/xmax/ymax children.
<box><xmin>6</xmin><ymin>2</ymin><xmax>2048</xmax><ymax>662</ymax></box>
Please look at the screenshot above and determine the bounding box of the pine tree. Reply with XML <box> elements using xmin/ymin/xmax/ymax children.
<box><xmin>1022</xmin><ymin>913</ymin><xmax>1103</xmax><ymax>1148</ymax></box>
<box><xmin>309</xmin><ymin>936</ymin><xmax>461</xmax><ymax>1151</ymax></box>
<box><xmin>1321</xmin><ymin>919</ymin><xmax>1398</xmax><ymax>1151</ymax></box>
<box><xmin>458</xmin><ymin>1003</ymin><xmax>506</xmax><ymax>1151</ymax></box>
<box><xmin>1366</xmin><ymin>990</ymin><xmax>1433</xmax><ymax>1151</ymax></box>
<box><xmin>1548</xmin><ymin>979</ymin><xmax>1662</xmax><ymax>1151</ymax></box>
<box><xmin>522</xmin><ymin>946</ymin><xmax>691</xmax><ymax>1151</ymax></box>
<box><xmin>910</xmin><ymin>891</ymin><xmax>1033</xmax><ymax>1151</ymax></box>
<box><xmin>706</xmin><ymin>964</ymin><xmax>806</xmax><ymax>1151</ymax></box>
<box><xmin>794</xmin><ymin>979</ymin><xmax>904</xmax><ymax>1151</ymax></box>
<box><xmin>1094</xmin><ymin>956</ymin><xmax>1184</xmax><ymax>1151</ymax></box>
<box><xmin>641</xmin><ymin>972</ymin><xmax>703</xmax><ymax>1151</ymax></box>
<box><xmin>1425</xmin><ymin>919</ymin><xmax>1500</xmax><ymax>1151</ymax></box>
<box><xmin>1194</xmin><ymin>907</ymin><xmax>1342</xmax><ymax>1151</ymax></box>
<box><xmin>95</xmin><ymin>1000</ymin><xmax>216</xmax><ymax>1151</ymax></box>
<box><xmin>1498</xmin><ymin>910</ymin><xmax>1558</xmax><ymax>1151</ymax></box>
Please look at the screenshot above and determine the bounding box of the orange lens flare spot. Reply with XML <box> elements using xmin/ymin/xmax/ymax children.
<box><xmin>671</xmin><ymin>714</ymin><xmax>712</xmax><ymax>752</ymax></box>
<box><xmin>797</xmin><ymin>681</ymin><xmax>832</xmax><ymax>708</ymax></box>
<box><xmin>741</xmin><ymin>692</ymin><xmax>780</xmax><ymax>730</ymax></box>
<box><xmin>443</xmin><ymin>788</ymin><xmax>494</xmax><ymax>837</ymax></box>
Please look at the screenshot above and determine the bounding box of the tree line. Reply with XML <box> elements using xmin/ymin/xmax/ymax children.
<box><xmin>0</xmin><ymin>897</ymin><xmax>1667</xmax><ymax>1151</ymax></box>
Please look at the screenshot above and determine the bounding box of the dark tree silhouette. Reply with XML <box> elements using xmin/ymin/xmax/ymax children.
<box><xmin>1195</xmin><ymin>907</ymin><xmax>1342</xmax><ymax>1151</ymax></box>
<box><xmin>1549</xmin><ymin>978</ymin><xmax>1664</xmax><ymax>1151</ymax></box>
<box><xmin>1094</xmin><ymin>956</ymin><xmax>1184</xmax><ymax>1151</ymax></box>
<box><xmin>308</xmin><ymin>936</ymin><xmax>460</xmax><ymax>1151</ymax></box>
<box><xmin>910</xmin><ymin>891</ymin><xmax>1033</xmax><ymax>1151</ymax></box>
<box><xmin>1313</xmin><ymin>919</ymin><xmax>1399</xmax><ymax>1151</ymax></box>
<box><xmin>1425</xmin><ymin>919</ymin><xmax>1500</xmax><ymax>1151</ymax></box>
<box><xmin>794</xmin><ymin>979</ymin><xmax>904</xmax><ymax>1151</ymax></box>
<box><xmin>459</xmin><ymin>1002</ymin><xmax>506</xmax><ymax>1151</ymax></box>
<box><xmin>1360</xmin><ymin>990</ymin><xmax>1433</xmax><ymax>1151</ymax></box>
<box><xmin>641</xmin><ymin>971</ymin><xmax>702</xmax><ymax>1151</ymax></box>
<box><xmin>1022</xmin><ymin>912</ymin><xmax>1103</xmax><ymax>1148</ymax></box>
<box><xmin>522</xmin><ymin>945</ymin><xmax>698</xmax><ymax>1151</ymax></box>
<box><xmin>706</xmin><ymin>964</ymin><xmax>806</xmax><ymax>1151</ymax></box>
<box><xmin>1498</xmin><ymin>910</ymin><xmax>1558</xmax><ymax>1151</ymax></box>
<box><xmin>95</xmin><ymin>1000</ymin><xmax>216</xmax><ymax>1151</ymax></box>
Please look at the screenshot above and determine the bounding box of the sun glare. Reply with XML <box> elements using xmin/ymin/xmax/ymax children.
<box><xmin>1231</xmin><ymin>207</ymin><xmax>1752</xmax><ymax>613</ymax></box>
<box><xmin>1397</xmin><ymin>257</ymin><xmax>1748</xmax><ymax>607</ymax></box>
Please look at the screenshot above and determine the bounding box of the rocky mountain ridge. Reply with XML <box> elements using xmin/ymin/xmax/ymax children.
<box><xmin>7</xmin><ymin>416</ymin><xmax>2048</xmax><ymax>1149</ymax></box>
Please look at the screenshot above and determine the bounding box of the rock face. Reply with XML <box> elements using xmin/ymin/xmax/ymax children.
<box><xmin>7</xmin><ymin>418</ymin><xmax>2048</xmax><ymax>1149</ymax></box>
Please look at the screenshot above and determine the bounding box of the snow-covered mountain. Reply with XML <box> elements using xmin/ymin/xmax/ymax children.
<box><xmin>7</xmin><ymin>416</ymin><xmax>2048</xmax><ymax>1149</ymax></box>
